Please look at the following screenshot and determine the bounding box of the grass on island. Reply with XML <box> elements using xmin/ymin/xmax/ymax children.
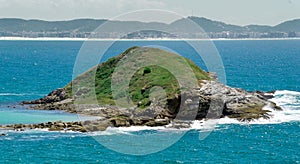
<box><xmin>64</xmin><ymin>46</ymin><xmax>210</xmax><ymax>108</ymax></box>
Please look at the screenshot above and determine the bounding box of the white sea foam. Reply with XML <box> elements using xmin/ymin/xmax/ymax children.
<box><xmin>263</xmin><ymin>90</ymin><xmax>300</xmax><ymax>123</ymax></box>
<box><xmin>115</xmin><ymin>126</ymin><xmax>167</xmax><ymax>132</ymax></box>
<box><xmin>270</xmin><ymin>90</ymin><xmax>300</xmax><ymax>106</ymax></box>
<box><xmin>218</xmin><ymin>117</ymin><xmax>243</xmax><ymax>125</ymax></box>
<box><xmin>89</xmin><ymin>127</ymin><xmax>133</xmax><ymax>136</ymax></box>
<box><xmin>214</xmin><ymin>90</ymin><xmax>300</xmax><ymax>125</ymax></box>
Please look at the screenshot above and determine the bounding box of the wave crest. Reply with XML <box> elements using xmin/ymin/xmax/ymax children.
<box><xmin>0</xmin><ymin>93</ymin><xmax>45</xmax><ymax>96</ymax></box>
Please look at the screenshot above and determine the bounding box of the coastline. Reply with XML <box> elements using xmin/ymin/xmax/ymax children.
<box><xmin>1</xmin><ymin>36</ymin><xmax>300</xmax><ymax>41</ymax></box>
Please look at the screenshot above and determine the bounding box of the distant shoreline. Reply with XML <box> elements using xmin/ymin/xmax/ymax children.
<box><xmin>1</xmin><ymin>37</ymin><xmax>300</xmax><ymax>41</ymax></box>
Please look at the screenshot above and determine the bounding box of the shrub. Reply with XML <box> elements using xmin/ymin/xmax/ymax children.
<box><xmin>143</xmin><ymin>67</ymin><xmax>151</xmax><ymax>74</ymax></box>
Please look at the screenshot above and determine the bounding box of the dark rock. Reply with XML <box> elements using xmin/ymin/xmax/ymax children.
<box><xmin>22</xmin><ymin>88</ymin><xmax>67</xmax><ymax>104</ymax></box>
<box><xmin>253</xmin><ymin>90</ymin><xmax>275</xmax><ymax>99</ymax></box>
<box><xmin>269</xmin><ymin>102</ymin><xmax>282</xmax><ymax>111</ymax></box>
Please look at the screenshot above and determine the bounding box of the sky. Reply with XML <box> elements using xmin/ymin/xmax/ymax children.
<box><xmin>0</xmin><ymin>0</ymin><xmax>299</xmax><ymax>26</ymax></box>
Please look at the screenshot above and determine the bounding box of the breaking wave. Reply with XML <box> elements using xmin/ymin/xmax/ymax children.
<box><xmin>217</xmin><ymin>90</ymin><xmax>300</xmax><ymax>125</ymax></box>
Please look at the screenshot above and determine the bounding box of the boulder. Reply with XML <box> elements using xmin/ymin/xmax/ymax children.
<box><xmin>82</xmin><ymin>120</ymin><xmax>110</xmax><ymax>131</ymax></box>
<box><xmin>110</xmin><ymin>117</ymin><xmax>130</xmax><ymax>127</ymax></box>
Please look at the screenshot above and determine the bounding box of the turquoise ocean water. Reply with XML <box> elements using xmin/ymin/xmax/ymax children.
<box><xmin>0</xmin><ymin>40</ymin><xmax>299</xmax><ymax>163</ymax></box>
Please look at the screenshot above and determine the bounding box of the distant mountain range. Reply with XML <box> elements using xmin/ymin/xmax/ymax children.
<box><xmin>0</xmin><ymin>16</ymin><xmax>299</xmax><ymax>39</ymax></box>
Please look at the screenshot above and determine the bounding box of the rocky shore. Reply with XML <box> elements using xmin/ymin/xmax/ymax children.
<box><xmin>2</xmin><ymin>80</ymin><xmax>280</xmax><ymax>133</ymax></box>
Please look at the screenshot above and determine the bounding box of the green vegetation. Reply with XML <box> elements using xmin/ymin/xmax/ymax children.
<box><xmin>143</xmin><ymin>67</ymin><xmax>151</xmax><ymax>74</ymax></box>
<box><xmin>129</xmin><ymin>65</ymin><xmax>179</xmax><ymax>108</ymax></box>
<box><xmin>65</xmin><ymin>47</ymin><xmax>210</xmax><ymax>108</ymax></box>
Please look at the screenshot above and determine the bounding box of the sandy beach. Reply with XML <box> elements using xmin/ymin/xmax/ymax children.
<box><xmin>1</xmin><ymin>37</ymin><xmax>300</xmax><ymax>41</ymax></box>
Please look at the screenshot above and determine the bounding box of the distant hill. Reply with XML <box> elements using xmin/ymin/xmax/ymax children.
<box><xmin>244</xmin><ymin>25</ymin><xmax>272</xmax><ymax>33</ymax></box>
<box><xmin>170</xmin><ymin>17</ymin><xmax>244</xmax><ymax>32</ymax></box>
<box><xmin>273</xmin><ymin>19</ymin><xmax>300</xmax><ymax>32</ymax></box>
<box><xmin>0</xmin><ymin>18</ymin><xmax>107</xmax><ymax>32</ymax></box>
<box><xmin>0</xmin><ymin>17</ymin><xmax>299</xmax><ymax>38</ymax></box>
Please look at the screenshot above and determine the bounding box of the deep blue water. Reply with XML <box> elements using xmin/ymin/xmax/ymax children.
<box><xmin>0</xmin><ymin>40</ymin><xmax>299</xmax><ymax>163</ymax></box>
<box><xmin>0</xmin><ymin>123</ymin><xmax>299</xmax><ymax>163</ymax></box>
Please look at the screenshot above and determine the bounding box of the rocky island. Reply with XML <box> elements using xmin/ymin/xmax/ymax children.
<box><xmin>1</xmin><ymin>47</ymin><xmax>281</xmax><ymax>132</ymax></box>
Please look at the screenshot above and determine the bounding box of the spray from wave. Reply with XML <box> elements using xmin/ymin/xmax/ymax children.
<box><xmin>216</xmin><ymin>90</ymin><xmax>300</xmax><ymax>125</ymax></box>
<box><xmin>261</xmin><ymin>90</ymin><xmax>300</xmax><ymax>123</ymax></box>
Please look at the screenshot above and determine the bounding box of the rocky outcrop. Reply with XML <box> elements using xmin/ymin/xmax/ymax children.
<box><xmin>0</xmin><ymin>120</ymin><xmax>112</xmax><ymax>132</ymax></box>
<box><xmin>18</xmin><ymin>80</ymin><xmax>282</xmax><ymax>132</ymax></box>
<box><xmin>0</xmin><ymin>117</ymin><xmax>172</xmax><ymax>132</ymax></box>
<box><xmin>0</xmin><ymin>120</ymin><xmax>84</xmax><ymax>132</ymax></box>
<box><xmin>22</xmin><ymin>88</ymin><xmax>68</xmax><ymax>104</ymax></box>
<box><xmin>128</xmin><ymin>80</ymin><xmax>281</xmax><ymax>122</ymax></box>
<box><xmin>197</xmin><ymin>81</ymin><xmax>281</xmax><ymax>121</ymax></box>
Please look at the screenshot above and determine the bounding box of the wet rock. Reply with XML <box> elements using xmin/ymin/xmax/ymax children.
<box><xmin>145</xmin><ymin>118</ymin><xmax>170</xmax><ymax>127</ymax></box>
<box><xmin>110</xmin><ymin>117</ymin><xmax>130</xmax><ymax>127</ymax></box>
<box><xmin>82</xmin><ymin>120</ymin><xmax>110</xmax><ymax>131</ymax></box>
<box><xmin>49</xmin><ymin>125</ymin><xmax>64</xmax><ymax>131</ymax></box>
<box><xmin>168</xmin><ymin>120</ymin><xmax>192</xmax><ymax>129</ymax></box>
<box><xmin>253</xmin><ymin>90</ymin><xmax>275</xmax><ymax>99</ymax></box>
